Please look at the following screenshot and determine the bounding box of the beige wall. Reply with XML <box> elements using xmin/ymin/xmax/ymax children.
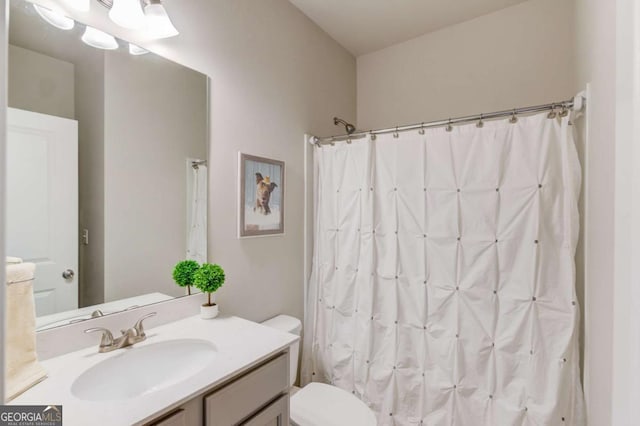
<box><xmin>356</xmin><ymin>0</ymin><xmax>575</xmax><ymax>129</ymax></box>
<box><xmin>573</xmin><ymin>0</ymin><xmax>617</xmax><ymax>424</ymax></box>
<box><xmin>103</xmin><ymin>50</ymin><xmax>207</xmax><ymax>302</ymax></box>
<box><xmin>8</xmin><ymin>45</ymin><xmax>74</xmax><ymax>119</ymax></box>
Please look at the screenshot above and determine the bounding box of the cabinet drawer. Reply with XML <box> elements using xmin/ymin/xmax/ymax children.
<box><xmin>149</xmin><ymin>409</ymin><xmax>187</xmax><ymax>426</ymax></box>
<box><xmin>205</xmin><ymin>352</ymin><xmax>289</xmax><ymax>426</ymax></box>
<box><xmin>241</xmin><ymin>395</ymin><xmax>289</xmax><ymax>426</ymax></box>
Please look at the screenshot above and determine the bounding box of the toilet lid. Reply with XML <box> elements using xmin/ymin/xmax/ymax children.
<box><xmin>291</xmin><ymin>383</ymin><xmax>376</xmax><ymax>426</ymax></box>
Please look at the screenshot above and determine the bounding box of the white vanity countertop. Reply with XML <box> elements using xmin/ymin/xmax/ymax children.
<box><xmin>11</xmin><ymin>315</ymin><xmax>299</xmax><ymax>426</ymax></box>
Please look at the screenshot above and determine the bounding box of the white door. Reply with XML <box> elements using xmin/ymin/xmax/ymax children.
<box><xmin>6</xmin><ymin>107</ymin><xmax>78</xmax><ymax>316</ymax></box>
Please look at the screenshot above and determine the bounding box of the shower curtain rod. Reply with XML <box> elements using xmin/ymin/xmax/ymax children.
<box><xmin>309</xmin><ymin>96</ymin><xmax>585</xmax><ymax>146</ymax></box>
<box><xmin>192</xmin><ymin>159</ymin><xmax>207</xmax><ymax>169</ymax></box>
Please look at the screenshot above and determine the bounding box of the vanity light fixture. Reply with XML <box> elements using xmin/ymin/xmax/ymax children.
<box><xmin>144</xmin><ymin>0</ymin><xmax>179</xmax><ymax>39</ymax></box>
<box><xmin>33</xmin><ymin>4</ymin><xmax>75</xmax><ymax>30</ymax></box>
<box><xmin>81</xmin><ymin>26</ymin><xmax>119</xmax><ymax>50</ymax></box>
<box><xmin>109</xmin><ymin>0</ymin><xmax>146</xmax><ymax>29</ymax></box>
<box><xmin>128</xmin><ymin>43</ymin><xmax>149</xmax><ymax>55</ymax></box>
<box><xmin>35</xmin><ymin>0</ymin><xmax>179</xmax><ymax>53</ymax></box>
<box><xmin>64</xmin><ymin>0</ymin><xmax>91</xmax><ymax>12</ymax></box>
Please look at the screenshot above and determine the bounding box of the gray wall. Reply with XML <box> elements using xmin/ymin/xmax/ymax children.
<box><xmin>356</xmin><ymin>0</ymin><xmax>575</xmax><ymax>129</ymax></box>
<box><xmin>103</xmin><ymin>50</ymin><xmax>207</xmax><ymax>302</ymax></box>
<box><xmin>8</xmin><ymin>45</ymin><xmax>74</xmax><ymax>119</ymax></box>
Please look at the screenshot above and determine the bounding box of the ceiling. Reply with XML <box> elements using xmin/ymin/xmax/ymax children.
<box><xmin>289</xmin><ymin>0</ymin><xmax>530</xmax><ymax>56</ymax></box>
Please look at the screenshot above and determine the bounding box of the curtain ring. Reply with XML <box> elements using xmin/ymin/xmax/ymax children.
<box><xmin>418</xmin><ymin>123</ymin><xmax>425</xmax><ymax>135</ymax></box>
<box><xmin>346</xmin><ymin>137</ymin><xmax>352</xmax><ymax>144</ymax></box>
<box><xmin>476</xmin><ymin>114</ymin><xmax>484</xmax><ymax>128</ymax></box>
<box><xmin>509</xmin><ymin>109</ymin><xmax>518</xmax><ymax>124</ymax></box>
<box><xmin>393</xmin><ymin>127</ymin><xmax>399</xmax><ymax>138</ymax></box>
<box><xmin>370</xmin><ymin>132</ymin><xmax>377</xmax><ymax>141</ymax></box>
<box><xmin>330</xmin><ymin>137</ymin><xmax>335</xmax><ymax>146</ymax></box>
<box><xmin>547</xmin><ymin>104</ymin><xmax>557</xmax><ymax>119</ymax></box>
<box><xmin>446</xmin><ymin>119</ymin><xmax>453</xmax><ymax>132</ymax></box>
<box><xmin>559</xmin><ymin>104</ymin><xmax>569</xmax><ymax>117</ymax></box>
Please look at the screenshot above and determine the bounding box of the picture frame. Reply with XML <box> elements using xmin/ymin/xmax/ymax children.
<box><xmin>238</xmin><ymin>153</ymin><xmax>285</xmax><ymax>238</ymax></box>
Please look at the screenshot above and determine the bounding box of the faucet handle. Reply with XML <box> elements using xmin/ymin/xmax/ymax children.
<box><xmin>85</xmin><ymin>327</ymin><xmax>114</xmax><ymax>348</ymax></box>
<box><xmin>133</xmin><ymin>312</ymin><xmax>157</xmax><ymax>337</ymax></box>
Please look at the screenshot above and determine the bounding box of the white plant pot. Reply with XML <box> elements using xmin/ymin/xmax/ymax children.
<box><xmin>200</xmin><ymin>304</ymin><xmax>219</xmax><ymax>319</ymax></box>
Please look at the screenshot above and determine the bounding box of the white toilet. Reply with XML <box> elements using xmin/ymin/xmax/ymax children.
<box><xmin>262</xmin><ymin>315</ymin><xmax>376</xmax><ymax>426</ymax></box>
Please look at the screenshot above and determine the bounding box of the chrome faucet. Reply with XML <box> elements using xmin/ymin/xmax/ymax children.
<box><xmin>85</xmin><ymin>312</ymin><xmax>157</xmax><ymax>353</ymax></box>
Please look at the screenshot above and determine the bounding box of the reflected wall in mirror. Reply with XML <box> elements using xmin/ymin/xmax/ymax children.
<box><xmin>6</xmin><ymin>0</ymin><xmax>208</xmax><ymax>331</ymax></box>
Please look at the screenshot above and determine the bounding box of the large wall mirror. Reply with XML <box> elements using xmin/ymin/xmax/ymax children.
<box><xmin>6</xmin><ymin>0</ymin><xmax>209</xmax><ymax>331</ymax></box>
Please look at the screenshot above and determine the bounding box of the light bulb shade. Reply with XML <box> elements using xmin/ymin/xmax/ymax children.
<box><xmin>34</xmin><ymin>4</ymin><xmax>74</xmax><ymax>30</ymax></box>
<box><xmin>144</xmin><ymin>2</ymin><xmax>179</xmax><ymax>39</ymax></box>
<box><xmin>129</xmin><ymin>43</ymin><xmax>149</xmax><ymax>55</ymax></box>
<box><xmin>64</xmin><ymin>0</ymin><xmax>90</xmax><ymax>12</ymax></box>
<box><xmin>109</xmin><ymin>0</ymin><xmax>146</xmax><ymax>29</ymax></box>
<box><xmin>81</xmin><ymin>26</ymin><xmax>119</xmax><ymax>50</ymax></box>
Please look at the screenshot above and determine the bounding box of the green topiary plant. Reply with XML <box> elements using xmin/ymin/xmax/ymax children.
<box><xmin>172</xmin><ymin>260</ymin><xmax>200</xmax><ymax>295</ymax></box>
<box><xmin>193</xmin><ymin>263</ymin><xmax>225</xmax><ymax>306</ymax></box>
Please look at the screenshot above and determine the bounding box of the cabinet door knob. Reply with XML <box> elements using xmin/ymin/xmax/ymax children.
<box><xmin>62</xmin><ymin>269</ymin><xmax>75</xmax><ymax>280</ymax></box>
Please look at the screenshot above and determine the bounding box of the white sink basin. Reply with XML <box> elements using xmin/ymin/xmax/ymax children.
<box><xmin>71</xmin><ymin>339</ymin><xmax>217</xmax><ymax>401</ymax></box>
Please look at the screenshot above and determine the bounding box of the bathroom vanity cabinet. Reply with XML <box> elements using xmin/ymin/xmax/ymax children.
<box><xmin>147</xmin><ymin>352</ymin><xmax>290</xmax><ymax>426</ymax></box>
<box><xmin>11</xmin><ymin>315</ymin><xmax>298</xmax><ymax>426</ymax></box>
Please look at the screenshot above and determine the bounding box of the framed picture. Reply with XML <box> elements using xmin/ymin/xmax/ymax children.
<box><xmin>238</xmin><ymin>153</ymin><xmax>285</xmax><ymax>237</ymax></box>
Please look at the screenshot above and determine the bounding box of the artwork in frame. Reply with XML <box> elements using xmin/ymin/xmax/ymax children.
<box><xmin>238</xmin><ymin>153</ymin><xmax>285</xmax><ymax>237</ymax></box>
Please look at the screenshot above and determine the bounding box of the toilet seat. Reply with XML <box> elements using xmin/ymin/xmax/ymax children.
<box><xmin>290</xmin><ymin>383</ymin><xmax>376</xmax><ymax>426</ymax></box>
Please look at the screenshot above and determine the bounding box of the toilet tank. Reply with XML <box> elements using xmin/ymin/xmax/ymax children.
<box><xmin>261</xmin><ymin>315</ymin><xmax>301</xmax><ymax>387</ymax></box>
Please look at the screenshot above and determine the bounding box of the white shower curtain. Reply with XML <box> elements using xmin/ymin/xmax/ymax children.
<box><xmin>187</xmin><ymin>165</ymin><xmax>207</xmax><ymax>263</ymax></box>
<box><xmin>302</xmin><ymin>112</ymin><xmax>585</xmax><ymax>425</ymax></box>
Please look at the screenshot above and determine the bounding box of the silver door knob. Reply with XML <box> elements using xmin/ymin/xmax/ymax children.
<box><xmin>62</xmin><ymin>269</ymin><xmax>75</xmax><ymax>280</ymax></box>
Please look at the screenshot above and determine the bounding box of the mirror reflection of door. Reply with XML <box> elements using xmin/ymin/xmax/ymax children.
<box><xmin>6</xmin><ymin>108</ymin><xmax>79</xmax><ymax>315</ymax></box>
<box><xmin>6</xmin><ymin>0</ymin><xmax>208</xmax><ymax>330</ymax></box>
